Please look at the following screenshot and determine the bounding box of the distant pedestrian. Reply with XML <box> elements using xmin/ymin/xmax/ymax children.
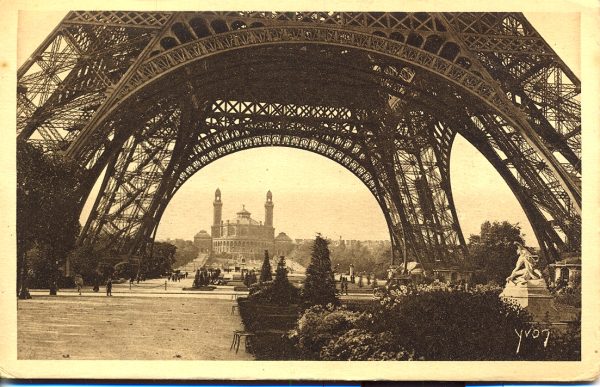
<box><xmin>74</xmin><ymin>274</ymin><xmax>83</xmax><ymax>295</ymax></box>
<box><xmin>106</xmin><ymin>277</ymin><xmax>113</xmax><ymax>296</ymax></box>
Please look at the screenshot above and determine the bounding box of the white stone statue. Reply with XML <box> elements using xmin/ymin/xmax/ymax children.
<box><xmin>506</xmin><ymin>243</ymin><xmax>543</xmax><ymax>285</ymax></box>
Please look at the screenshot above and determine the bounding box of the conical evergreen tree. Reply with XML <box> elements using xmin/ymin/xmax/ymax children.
<box><xmin>274</xmin><ymin>255</ymin><xmax>288</xmax><ymax>286</ymax></box>
<box><xmin>259</xmin><ymin>250</ymin><xmax>273</xmax><ymax>283</ymax></box>
<box><xmin>302</xmin><ymin>234</ymin><xmax>339</xmax><ymax>306</ymax></box>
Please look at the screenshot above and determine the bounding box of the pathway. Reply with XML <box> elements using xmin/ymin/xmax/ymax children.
<box><xmin>18</xmin><ymin>295</ymin><xmax>253</xmax><ymax>360</ymax></box>
<box><xmin>176</xmin><ymin>253</ymin><xmax>209</xmax><ymax>273</ymax></box>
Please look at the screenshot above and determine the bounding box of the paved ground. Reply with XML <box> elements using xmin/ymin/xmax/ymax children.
<box><xmin>17</xmin><ymin>295</ymin><xmax>253</xmax><ymax>360</ymax></box>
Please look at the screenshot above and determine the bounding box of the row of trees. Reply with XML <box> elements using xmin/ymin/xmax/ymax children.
<box><xmin>289</xmin><ymin>239</ymin><xmax>390</xmax><ymax>279</ymax></box>
<box><xmin>17</xmin><ymin>141</ymin><xmax>179</xmax><ymax>294</ymax></box>
<box><xmin>251</xmin><ymin>219</ymin><xmax>528</xmax><ymax>308</ymax></box>
<box><xmin>248</xmin><ymin>234</ymin><xmax>338</xmax><ymax>307</ymax></box>
<box><xmin>162</xmin><ymin>238</ymin><xmax>199</xmax><ymax>269</ymax></box>
<box><xmin>289</xmin><ymin>220</ymin><xmax>527</xmax><ymax>286</ymax></box>
<box><xmin>17</xmin><ymin>141</ymin><xmax>82</xmax><ymax>296</ymax></box>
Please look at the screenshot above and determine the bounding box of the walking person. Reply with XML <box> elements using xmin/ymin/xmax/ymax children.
<box><xmin>106</xmin><ymin>277</ymin><xmax>113</xmax><ymax>296</ymax></box>
<box><xmin>93</xmin><ymin>275</ymin><xmax>100</xmax><ymax>292</ymax></box>
<box><xmin>74</xmin><ymin>274</ymin><xmax>83</xmax><ymax>295</ymax></box>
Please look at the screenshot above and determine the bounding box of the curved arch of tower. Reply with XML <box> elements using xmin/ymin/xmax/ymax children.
<box><xmin>17</xmin><ymin>12</ymin><xmax>581</xmax><ymax>269</ymax></box>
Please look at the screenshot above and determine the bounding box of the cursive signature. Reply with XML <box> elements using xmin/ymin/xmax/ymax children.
<box><xmin>515</xmin><ymin>328</ymin><xmax>550</xmax><ymax>354</ymax></box>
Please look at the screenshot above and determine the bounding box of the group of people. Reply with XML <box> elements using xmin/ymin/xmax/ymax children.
<box><xmin>193</xmin><ymin>267</ymin><xmax>222</xmax><ymax>288</ymax></box>
<box><xmin>167</xmin><ymin>271</ymin><xmax>188</xmax><ymax>282</ymax></box>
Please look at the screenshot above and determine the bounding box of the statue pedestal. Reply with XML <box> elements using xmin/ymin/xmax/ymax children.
<box><xmin>500</xmin><ymin>279</ymin><xmax>557</xmax><ymax>321</ymax></box>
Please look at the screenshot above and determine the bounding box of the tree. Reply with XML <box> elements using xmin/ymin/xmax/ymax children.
<box><xmin>259</xmin><ymin>250</ymin><xmax>273</xmax><ymax>283</ymax></box>
<box><xmin>302</xmin><ymin>234</ymin><xmax>339</xmax><ymax>307</ymax></box>
<box><xmin>468</xmin><ymin>221</ymin><xmax>525</xmax><ymax>284</ymax></box>
<box><xmin>247</xmin><ymin>255</ymin><xmax>300</xmax><ymax>305</ymax></box>
<box><xmin>287</xmin><ymin>240</ymin><xmax>313</xmax><ymax>268</ymax></box>
<box><xmin>140</xmin><ymin>242</ymin><xmax>177</xmax><ymax>278</ymax></box>
<box><xmin>17</xmin><ymin>140</ymin><xmax>82</xmax><ymax>296</ymax></box>
<box><xmin>244</xmin><ymin>270</ymin><xmax>258</xmax><ymax>287</ymax></box>
<box><xmin>68</xmin><ymin>244</ymin><xmax>103</xmax><ymax>284</ymax></box>
<box><xmin>273</xmin><ymin>256</ymin><xmax>288</xmax><ymax>285</ymax></box>
<box><xmin>165</xmin><ymin>239</ymin><xmax>199</xmax><ymax>269</ymax></box>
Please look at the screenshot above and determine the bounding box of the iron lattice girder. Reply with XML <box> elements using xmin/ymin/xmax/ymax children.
<box><xmin>79</xmin><ymin>94</ymin><xmax>467</xmax><ymax>266</ymax></box>
<box><xmin>60</xmin><ymin>14</ymin><xmax>579</xmax><ymax>212</ymax></box>
<box><xmin>17</xmin><ymin>19</ymin><xmax>157</xmax><ymax>152</ymax></box>
<box><xmin>20</xmin><ymin>12</ymin><xmax>579</xmax><ymax>169</ymax></box>
<box><xmin>18</xmin><ymin>11</ymin><xmax>582</xmax><ymax>263</ymax></box>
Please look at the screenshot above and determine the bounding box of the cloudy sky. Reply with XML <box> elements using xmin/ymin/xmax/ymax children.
<box><xmin>17</xmin><ymin>11</ymin><xmax>580</xmax><ymax>246</ymax></box>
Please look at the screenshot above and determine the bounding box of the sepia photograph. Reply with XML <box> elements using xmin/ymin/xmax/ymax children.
<box><xmin>2</xmin><ymin>1</ymin><xmax>599</xmax><ymax>381</ymax></box>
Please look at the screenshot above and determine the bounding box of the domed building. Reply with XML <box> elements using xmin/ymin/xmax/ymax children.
<box><xmin>274</xmin><ymin>232</ymin><xmax>294</xmax><ymax>257</ymax></box>
<box><xmin>194</xmin><ymin>189</ymin><xmax>292</xmax><ymax>263</ymax></box>
<box><xmin>193</xmin><ymin>230</ymin><xmax>211</xmax><ymax>253</ymax></box>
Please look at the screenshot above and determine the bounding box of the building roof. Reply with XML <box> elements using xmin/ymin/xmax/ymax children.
<box><xmin>194</xmin><ymin>230</ymin><xmax>211</xmax><ymax>239</ymax></box>
<box><xmin>234</xmin><ymin>217</ymin><xmax>261</xmax><ymax>226</ymax></box>
<box><xmin>236</xmin><ymin>205</ymin><xmax>251</xmax><ymax>217</ymax></box>
<box><xmin>275</xmin><ymin>232</ymin><xmax>292</xmax><ymax>242</ymax></box>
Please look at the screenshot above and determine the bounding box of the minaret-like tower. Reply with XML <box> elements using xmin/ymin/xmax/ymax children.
<box><xmin>212</xmin><ymin>188</ymin><xmax>223</xmax><ymax>237</ymax></box>
<box><xmin>264</xmin><ymin>190</ymin><xmax>274</xmax><ymax>227</ymax></box>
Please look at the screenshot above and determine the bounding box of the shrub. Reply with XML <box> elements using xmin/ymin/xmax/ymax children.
<box><xmin>289</xmin><ymin>283</ymin><xmax>561</xmax><ymax>361</ymax></box>
<box><xmin>247</xmin><ymin>280</ymin><xmax>300</xmax><ymax>305</ymax></box>
<box><xmin>553</xmin><ymin>286</ymin><xmax>581</xmax><ymax>308</ymax></box>
<box><xmin>321</xmin><ymin>329</ymin><xmax>416</xmax><ymax>360</ymax></box>
<box><xmin>248</xmin><ymin>257</ymin><xmax>300</xmax><ymax>305</ymax></box>
<box><xmin>370</xmin><ymin>284</ymin><xmax>533</xmax><ymax>360</ymax></box>
<box><xmin>288</xmin><ymin>304</ymin><xmax>364</xmax><ymax>359</ymax></box>
<box><xmin>544</xmin><ymin>319</ymin><xmax>581</xmax><ymax>360</ymax></box>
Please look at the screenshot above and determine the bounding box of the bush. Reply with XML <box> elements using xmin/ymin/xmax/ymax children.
<box><xmin>248</xmin><ymin>256</ymin><xmax>300</xmax><ymax>305</ymax></box>
<box><xmin>321</xmin><ymin>329</ymin><xmax>415</xmax><ymax>360</ymax></box>
<box><xmin>288</xmin><ymin>304</ymin><xmax>364</xmax><ymax>359</ymax></box>
<box><xmin>248</xmin><ymin>280</ymin><xmax>300</xmax><ymax>305</ymax></box>
<box><xmin>370</xmin><ymin>284</ymin><xmax>532</xmax><ymax>360</ymax></box>
<box><xmin>288</xmin><ymin>282</ymin><xmax>574</xmax><ymax>361</ymax></box>
<box><xmin>553</xmin><ymin>286</ymin><xmax>581</xmax><ymax>308</ymax></box>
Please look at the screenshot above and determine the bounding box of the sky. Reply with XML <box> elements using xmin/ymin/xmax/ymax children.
<box><xmin>17</xmin><ymin>11</ymin><xmax>581</xmax><ymax>246</ymax></box>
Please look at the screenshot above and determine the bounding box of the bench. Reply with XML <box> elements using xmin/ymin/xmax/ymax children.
<box><xmin>230</xmin><ymin>330</ymin><xmax>254</xmax><ymax>354</ymax></box>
